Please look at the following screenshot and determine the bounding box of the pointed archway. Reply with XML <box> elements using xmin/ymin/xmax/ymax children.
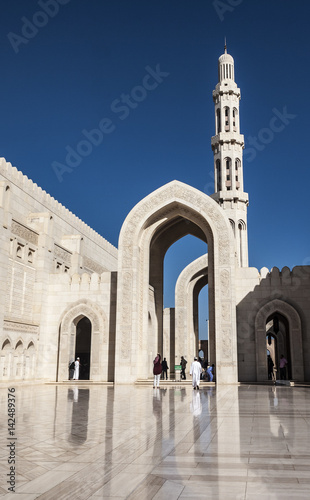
<box><xmin>58</xmin><ymin>300</ymin><xmax>108</xmax><ymax>382</ymax></box>
<box><xmin>255</xmin><ymin>299</ymin><xmax>304</xmax><ymax>381</ymax></box>
<box><xmin>115</xmin><ymin>180</ymin><xmax>237</xmax><ymax>384</ymax></box>
<box><xmin>175</xmin><ymin>254</ymin><xmax>208</xmax><ymax>370</ymax></box>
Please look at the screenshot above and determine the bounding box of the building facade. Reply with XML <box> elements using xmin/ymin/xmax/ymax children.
<box><xmin>1</xmin><ymin>47</ymin><xmax>309</xmax><ymax>384</ymax></box>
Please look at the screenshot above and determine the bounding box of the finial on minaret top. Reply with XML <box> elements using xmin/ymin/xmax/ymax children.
<box><xmin>224</xmin><ymin>37</ymin><xmax>227</xmax><ymax>54</ymax></box>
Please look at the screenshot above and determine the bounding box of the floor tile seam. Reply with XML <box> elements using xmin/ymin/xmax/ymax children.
<box><xmin>15</xmin><ymin>468</ymin><xmax>79</xmax><ymax>494</ymax></box>
<box><xmin>185</xmin><ymin>474</ymin><xmax>301</xmax><ymax>483</ymax></box>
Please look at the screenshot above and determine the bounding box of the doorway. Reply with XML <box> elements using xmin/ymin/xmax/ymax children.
<box><xmin>75</xmin><ymin>317</ymin><xmax>92</xmax><ymax>380</ymax></box>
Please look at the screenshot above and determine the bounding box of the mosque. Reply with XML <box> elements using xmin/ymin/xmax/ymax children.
<box><xmin>0</xmin><ymin>46</ymin><xmax>309</xmax><ymax>385</ymax></box>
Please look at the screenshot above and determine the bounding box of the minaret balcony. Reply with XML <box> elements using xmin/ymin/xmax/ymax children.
<box><xmin>213</xmin><ymin>84</ymin><xmax>240</xmax><ymax>100</ymax></box>
<box><xmin>211</xmin><ymin>132</ymin><xmax>244</xmax><ymax>148</ymax></box>
<box><xmin>211</xmin><ymin>190</ymin><xmax>249</xmax><ymax>205</ymax></box>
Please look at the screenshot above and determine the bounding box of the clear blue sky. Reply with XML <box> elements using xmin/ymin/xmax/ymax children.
<box><xmin>1</xmin><ymin>1</ymin><xmax>309</xmax><ymax>339</ymax></box>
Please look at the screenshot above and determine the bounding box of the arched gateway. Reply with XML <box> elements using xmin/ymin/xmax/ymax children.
<box><xmin>115</xmin><ymin>181</ymin><xmax>238</xmax><ymax>384</ymax></box>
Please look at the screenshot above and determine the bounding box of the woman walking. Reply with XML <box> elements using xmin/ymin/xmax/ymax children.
<box><xmin>153</xmin><ymin>354</ymin><xmax>162</xmax><ymax>388</ymax></box>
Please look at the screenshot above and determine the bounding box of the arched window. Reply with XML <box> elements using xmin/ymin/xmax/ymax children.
<box><xmin>232</xmin><ymin>108</ymin><xmax>238</xmax><ymax>132</ymax></box>
<box><xmin>216</xmin><ymin>108</ymin><xmax>221</xmax><ymax>134</ymax></box>
<box><xmin>28</xmin><ymin>250</ymin><xmax>33</xmax><ymax>263</ymax></box>
<box><xmin>224</xmin><ymin>107</ymin><xmax>230</xmax><ymax>131</ymax></box>
<box><xmin>216</xmin><ymin>160</ymin><xmax>221</xmax><ymax>191</ymax></box>
<box><xmin>235</xmin><ymin>158</ymin><xmax>241</xmax><ymax>190</ymax></box>
<box><xmin>16</xmin><ymin>245</ymin><xmax>23</xmax><ymax>259</ymax></box>
<box><xmin>229</xmin><ymin>219</ymin><xmax>235</xmax><ymax>235</ymax></box>
<box><xmin>238</xmin><ymin>220</ymin><xmax>246</xmax><ymax>267</ymax></box>
<box><xmin>225</xmin><ymin>158</ymin><xmax>231</xmax><ymax>189</ymax></box>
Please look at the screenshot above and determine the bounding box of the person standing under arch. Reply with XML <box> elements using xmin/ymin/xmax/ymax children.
<box><xmin>73</xmin><ymin>357</ymin><xmax>80</xmax><ymax>380</ymax></box>
<box><xmin>190</xmin><ymin>357</ymin><xmax>202</xmax><ymax>390</ymax></box>
<box><xmin>279</xmin><ymin>355</ymin><xmax>288</xmax><ymax>380</ymax></box>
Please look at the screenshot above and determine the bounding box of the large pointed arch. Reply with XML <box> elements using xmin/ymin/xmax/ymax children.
<box><xmin>175</xmin><ymin>254</ymin><xmax>208</xmax><ymax>366</ymax></box>
<box><xmin>58</xmin><ymin>299</ymin><xmax>108</xmax><ymax>382</ymax></box>
<box><xmin>115</xmin><ymin>180</ymin><xmax>237</xmax><ymax>384</ymax></box>
<box><xmin>255</xmin><ymin>299</ymin><xmax>304</xmax><ymax>381</ymax></box>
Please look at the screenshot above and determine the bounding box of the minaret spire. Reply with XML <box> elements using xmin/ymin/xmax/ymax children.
<box><xmin>211</xmin><ymin>46</ymin><xmax>249</xmax><ymax>267</ymax></box>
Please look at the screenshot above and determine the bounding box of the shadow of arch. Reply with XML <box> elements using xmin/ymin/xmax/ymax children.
<box><xmin>255</xmin><ymin>299</ymin><xmax>304</xmax><ymax>381</ymax></box>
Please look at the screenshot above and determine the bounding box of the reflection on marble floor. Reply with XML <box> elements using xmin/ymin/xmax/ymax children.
<box><xmin>1</xmin><ymin>384</ymin><xmax>310</xmax><ymax>499</ymax></box>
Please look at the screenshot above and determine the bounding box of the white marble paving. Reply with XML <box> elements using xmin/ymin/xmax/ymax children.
<box><xmin>0</xmin><ymin>384</ymin><xmax>310</xmax><ymax>499</ymax></box>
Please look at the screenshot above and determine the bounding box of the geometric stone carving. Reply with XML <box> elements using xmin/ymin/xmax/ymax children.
<box><xmin>54</xmin><ymin>244</ymin><xmax>72</xmax><ymax>263</ymax></box>
<box><xmin>11</xmin><ymin>220</ymin><xmax>39</xmax><ymax>245</ymax></box>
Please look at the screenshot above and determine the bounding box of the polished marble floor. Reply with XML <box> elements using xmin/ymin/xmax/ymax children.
<box><xmin>1</xmin><ymin>383</ymin><xmax>310</xmax><ymax>499</ymax></box>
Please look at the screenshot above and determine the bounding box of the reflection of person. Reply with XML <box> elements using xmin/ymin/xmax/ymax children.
<box><xmin>190</xmin><ymin>390</ymin><xmax>202</xmax><ymax>416</ymax></box>
<box><xmin>190</xmin><ymin>357</ymin><xmax>202</xmax><ymax>390</ymax></box>
<box><xmin>180</xmin><ymin>356</ymin><xmax>187</xmax><ymax>380</ymax></box>
<box><xmin>279</xmin><ymin>355</ymin><xmax>288</xmax><ymax>380</ymax></box>
<box><xmin>73</xmin><ymin>357</ymin><xmax>80</xmax><ymax>380</ymax></box>
<box><xmin>153</xmin><ymin>354</ymin><xmax>162</xmax><ymax>388</ymax></box>
<box><xmin>161</xmin><ymin>358</ymin><xmax>169</xmax><ymax>380</ymax></box>
<box><xmin>268</xmin><ymin>355</ymin><xmax>274</xmax><ymax>380</ymax></box>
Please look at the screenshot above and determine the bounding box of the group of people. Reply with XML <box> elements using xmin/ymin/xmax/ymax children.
<box><xmin>153</xmin><ymin>354</ymin><xmax>215</xmax><ymax>389</ymax></box>
<box><xmin>268</xmin><ymin>354</ymin><xmax>288</xmax><ymax>381</ymax></box>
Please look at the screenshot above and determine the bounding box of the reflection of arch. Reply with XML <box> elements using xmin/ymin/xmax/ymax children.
<box><xmin>58</xmin><ymin>300</ymin><xmax>108</xmax><ymax>382</ymax></box>
<box><xmin>255</xmin><ymin>299</ymin><xmax>304</xmax><ymax>381</ymax></box>
<box><xmin>115</xmin><ymin>180</ymin><xmax>237</xmax><ymax>384</ymax></box>
<box><xmin>175</xmin><ymin>255</ymin><xmax>208</xmax><ymax>366</ymax></box>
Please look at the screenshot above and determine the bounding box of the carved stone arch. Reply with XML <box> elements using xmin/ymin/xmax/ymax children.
<box><xmin>15</xmin><ymin>339</ymin><xmax>24</xmax><ymax>351</ymax></box>
<box><xmin>175</xmin><ymin>254</ymin><xmax>208</xmax><ymax>366</ymax></box>
<box><xmin>255</xmin><ymin>299</ymin><xmax>304</xmax><ymax>381</ymax></box>
<box><xmin>1</xmin><ymin>338</ymin><xmax>12</xmax><ymax>350</ymax></box>
<box><xmin>237</xmin><ymin>219</ymin><xmax>246</xmax><ymax>229</ymax></box>
<box><xmin>116</xmin><ymin>180</ymin><xmax>237</xmax><ymax>384</ymax></box>
<box><xmin>58</xmin><ymin>299</ymin><xmax>108</xmax><ymax>382</ymax></box>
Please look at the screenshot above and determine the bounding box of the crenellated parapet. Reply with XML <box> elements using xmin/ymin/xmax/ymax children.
<box><xmin>0</xmin><ymin>158</ymin><xmax>117</xmax><ymax>258</ymax></box>
<box><xmin>258</xmin><ymin>265</ymin><xmax>310</xmax><ymax>286</ymax></box>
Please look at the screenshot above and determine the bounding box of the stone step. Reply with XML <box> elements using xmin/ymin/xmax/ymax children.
<box><xmin>135</xmin><ymin>379</ymin><xmax>215</xmax><ymax>386</ymax></box>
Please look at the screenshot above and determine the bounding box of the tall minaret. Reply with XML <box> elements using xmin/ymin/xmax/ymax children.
<box><xmin>211</xmin><ymin>43</ymin><xmax>249</xmax><ymax>267</ymax></box>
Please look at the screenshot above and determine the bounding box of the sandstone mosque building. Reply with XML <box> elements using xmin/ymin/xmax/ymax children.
<box><xmin>0</xmin><ymin>46</ymin><xmax>309</xmax><ymax>385</ymax></box>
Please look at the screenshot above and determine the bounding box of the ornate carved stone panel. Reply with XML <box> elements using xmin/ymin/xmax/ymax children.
<box><xmin>11</xmin><ymin>220</ymin><xmax>39</xmax><ymax>245</ymax></box>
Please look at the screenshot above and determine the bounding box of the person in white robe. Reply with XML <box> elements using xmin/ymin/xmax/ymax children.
<box><xmin>73</xmin><ymin>357</ymin><xmax>80</xmax><ymax>380</ymax></box>
<box><xmin>190</xmin><ymin>357</ymin><xmax>202</xmax><ymax>390</ymax></box>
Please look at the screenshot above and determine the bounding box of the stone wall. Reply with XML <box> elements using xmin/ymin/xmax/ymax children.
<box><xmin>236</xmin><ymin>266</ymin><xmax>310</xmax><ymax>381</ymax></box>
<box><xmin>0</xmin><ymin>158</ymin><xmax>118</xmax><ymax>382</ymax></box>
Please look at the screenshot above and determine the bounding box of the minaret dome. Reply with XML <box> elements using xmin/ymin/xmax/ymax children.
<box><xmin>218</xmin><ymin>45</ymin><xmax>235</xmax><ymax>82</ymax></box>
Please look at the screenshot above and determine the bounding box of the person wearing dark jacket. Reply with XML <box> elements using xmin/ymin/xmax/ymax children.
<box><xmin>153</xmin><ymin>354</ymin><xmax>162</xmax><ymax>388</ymax></box>
<box><xmin>161</xmin><ymin>358</ymin><xmax>169</xmax><ymax>380</ymax></box>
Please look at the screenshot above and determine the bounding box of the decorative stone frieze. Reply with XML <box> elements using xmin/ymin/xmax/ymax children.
<box><xmin>11</xmin><ymin>220</ymin><xmax>38</xmax><ymax>245</ymax></box>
